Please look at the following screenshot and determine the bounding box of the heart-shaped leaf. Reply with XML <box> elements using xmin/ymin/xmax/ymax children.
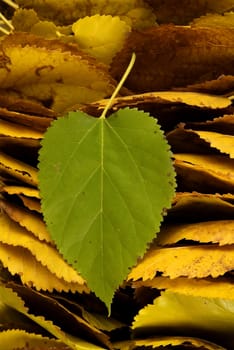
<box><xmin>38</xmin><ymin>107</ymin><xmax>176</xmax><ymax>310</ymax></box>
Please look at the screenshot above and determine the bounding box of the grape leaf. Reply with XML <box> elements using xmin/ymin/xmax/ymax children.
<box><xmin>38</xmin><ymin>108</ymin><xmax>176</xmax><ymax>309</ymax></box>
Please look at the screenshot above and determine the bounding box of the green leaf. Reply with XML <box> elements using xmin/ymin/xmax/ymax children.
<box><xmin>38</xmin><ymin>107</ymin><xmax>176</xmax><ymax>309</ymax></box>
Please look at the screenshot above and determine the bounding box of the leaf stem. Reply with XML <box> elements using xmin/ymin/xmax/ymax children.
<box><xmin>100</xmin><ymin>52</ymin><xmax>136</xmax><ymax>119</ymax></box>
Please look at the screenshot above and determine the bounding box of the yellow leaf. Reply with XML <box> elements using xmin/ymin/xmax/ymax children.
<box><xmin>134</xmin><ymin>277</ymin><xmax>234</xmax><ymax>300</ymax></box>
<box><xmin>194</xmin><ymin>130</ymin><xmax>234</xmax><ymax>158</ymax></box>
<box><xmin>0</xmin><ymin>330</ymin><xmax>69</xmax><ymax>350</ymax></box>
<box><xmin>174</xmin><ymin>153</ymin><xmax>234</xmax><ymax>193</ymax></box>
<box><xmin>0</xmin><ymin>243</ymin><xmax>87</xmax><ymax>293</ymax></box>
<box><xmin>0</xmin><ymin>119</ymin><xmax>43</xmax><ymax>139</ymax></box>
<box><xmin>169</xmin><ymin>192</ymin><xmax>234</xmax><ymax>221</ymax></box>
<box><xmin>18</xmin><ymin>195</ymin><xmax>41</xmax><ymax>213</ymax></box>
<box><xmin>132</xmin><ymin>291</ymin><xmax>234</xmax><ymax>347</ymax></box>
<box><xmin>2</xmin><ymin>185</ymin><xmax>40</xmax><ymax>198</ymax></box>
<box><xmin>0</xmin><ymin>199</ymin><xmax>50</xmax><ymax>242</ymax></box>
<box><xmin>72</xmin><ymin>15</ymin><xmax>131</xmax><ymax>65</ymax></box>
<box><xmin>128</xmin><ymin>245</ymin><xmax>234</xmax><ymax>281</ymax></box>
<box><xmin>0</xmin><ymin>210</ymin><xmax>85</xmax><ymax>285</ymax></box>
<box><xmin>157</xmin><ymin>220</ymin><xmax>234</xmax><ymax>246</ymax></box>
<box><xmin>186</xmin><ymin>114</ymin><xmax>234</xmax><ymax>135</ymax></box>
<box><xmin>114</xmin><ymin>336</ymin><xmax>225</xmax><ymax>349</ymax></box>
<box><xmin>0</xmin><ymin>152</ymin><xmax>38</xmax><ymax>186</ymax></box>
<box><xmin>191</xmin><ymin>12</ymin><xmax>234</xmax><ymax>28</ymax></box>
<box><xmin>0</xmin><ymin>106</ymin><xmax>54</xmax><ymax>132</ymax></box>
<box><xmin>0</xmin><ymin>33</ymin><xmax>116</xmax><ymax>112</ymax></box>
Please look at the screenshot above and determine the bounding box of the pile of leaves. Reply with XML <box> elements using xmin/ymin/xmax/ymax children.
<box><xmin>0</xmin><ymin>0</ymin><xmax>234</xmax><ymax>349</ymax></box>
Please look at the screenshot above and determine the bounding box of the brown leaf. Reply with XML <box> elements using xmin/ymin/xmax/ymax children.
<box><xmin>128</xmin><ymin>245</ymin><xmax>234</xmax><ymax>281</ymax></box>
<box><xmin>185</xmin><ymin>114</ymin><xmax>234</xmax><ymax>135</ymax></box>
<box><xmin>168</xmin><ymin>192</ymin><xmax>234</xmax><ymax>221</ymax></box>
<box><xmin>0</xmin><ymin>119</ymin><xmax>43</xmax><ymax>139</ymax></box>
<box><xmin>145</xmin><ymin>0</ymin><xmax>234</xmax><ymax>24</ymax></box>
<box><xmin>174</xmin><ymin>153</ymin><xmax>234</xmax><ymax>193</ymax></box>
<box><xmin>111</xmin><ymin>25</ymin><xmax>234</xmax><ymax>92</ymax></box>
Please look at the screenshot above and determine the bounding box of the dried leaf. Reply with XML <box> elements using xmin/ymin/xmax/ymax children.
<box><xmin>15</xmin><ymin>0</ymin><xmax>156</xmax><ymax>28</ymax></box>
<box><xmin>0</xmin><ymin>243</ymin><xmax>87</xmax><ymax>293</ymax></box>
<box><xmin>114</xmin><ymin>336</ymin><xmax>225</xmax><ymax>349</ymax></box>
<box><xmin>111</xmin><ymin>25</ymin><xmax>234</xmax><ymax>92</ymax></box>
<box><xmin>0</xmin><ymin>33</ymin><xmax>116</xmax><ymax>112</ymax></box>
<box><xmin>0</xmin><ymin>152</ymin><xmax>38</xmax><ymax>186</ymax></box>
<box><xmin>132</xmin><ymin>291</ymin><xmax>234</xmax><ymax>347</ymax></box>
<box><xmin>0</xmin><ymin>210</ymin><xmax>85</xmax><ymax>285</ymax></box>
<box><xmin>8</xmin><ymin>284</ymin><xmax>112</xmax><ymax>349</ymax></box>
<box><xmin>168</xmin><ymin>192</ymin><xmax>234</xmax><ymax>221</ymax></box>
<box><xmin>157</xmin><ymin>220</ymin><xmax>234</xmax><ymax>246</ymax></box>
<box><xmin>0</xmin><ymin>285</ymin><xmax>101</xmax><ymax>349</ymax></box>
<box><xmin>0</xmin><ymin>106</ymin><xmax>55</xmax><ymax>131</ymax></box>
<box><xmin>0</xmin><ymin>119</ymin><xmax>43</xmax><ymax>139</ymax></box>
<box><xmin>0</xmin><ymin>330</ymin><xmax>70</xmax><ymax>350</ymax></box>
<box><xmin>174</xmin><ymin>153</ymin><xmax>234</xmax><ymax>193</ymax></box>
<box><xmin>128</xmin><ymin>245</ymin><xmax>234</xmax><ymax>281</ymax></box>
<box><xmin>146</xmin><ymin>0</ymin><xmax>234</xmax><ymax>24</ymax></box>
<box><xmin>191</xmin><ymin>12</ymin><xmax>234</xmax><ymax>28</ymax></box>
<box><xmin>134</xmin><ymin>276</ymin><xmax>234</xmax><ymax>300</ymax></box>
<box><xmin>0</xmin><ymin>199</ymin><xmax>50</xmax><ymax>242</ymax></box>
<box><xmin>185</xmin><ymin>114</ymin><xmax>234</xmax><ymax>135</ymax></box>
<box><xmin>174</xmin><ymin>75</ymin><xmax>234</xmax><ymax>95</ymax></box>
<box><xmin>193</xmin><ymin>130</ymin><xmax>234</xmax><ymax>158</ymax></box>
<box><xmin>72</xmin><ymin>15</ymin><xmax>131</xmax><ymax>65</ymax></box>
<box><xmin>2</xmin><ymin>185</ymin><xmax>40</xmax><ymax>198</ymax></box>
<box><xmin>18</xmin><ymin>195</ymin><xmax>41</xmax><ymax>213</ymax></box>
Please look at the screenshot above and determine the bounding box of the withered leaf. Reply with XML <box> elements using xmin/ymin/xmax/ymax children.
<box><xmin>191</xmin><ymin>12</ymin><xmax>234</xmax><ymax>28</ymax></box>
<box><xmin>0</xmin><ymin>119</ymin><xmax>43</xmax><ymax>139</ymax></box>
<box><xmin>157</xmin><ymin>220</ymin><xmax>234</xmax><ymax>246</ymax></box>
<box><xmin>185</xmin><ymin>114</ymin><xmax>234</xmax><ymax>135</ymax></box>
<box><xmin>8</xmin><ymin>283</ymin><xmax>111</xmax><ymax>349</ymax></box>
<box><xmin>0</xmin><ymin>243</ymin><xmax>88</xmax><ymax>293</ymax></box>
<box><xmin>133</xmin><ymin>276</ymin><xmax>234</xmax><ymax>300</ymax></box>
<box><xmin>128</xmin><ymin>244</ymin><xmax>234</xmax><ymax>281</ymax></box>
<box><xmin>174</xmin><ymin>75</ymin><xmax>234</xmax><ymax>95</ymax></box>
<box><xmin>174</xmin><ymin>153</ymin><xmax>234</xmax><ymax>193</ymax></box>
<box><xmin>193</xmin><ymin>130</ymin><xmax>234</xmax><ymax>158</ymax></box>
<box><xmin>2</xmin><ymin>185</ymin><xmax>40</xmax><ymax>198</ymax></box>
<box><xmin>0</xmin><ymin>209</ymin><xmax>85</xmax><ymax>285</ymax></box>
<box><xmin>0</xmin><ymin>152</ymin><xmax>38</xmax><ymax>187</ymax></box>
<box><xmin>0</xmin><ymin>199</ymin><xmax>49</xmax><ymax>242</ymax></box>
<box><xmin>145</xmin><ymin>0</ymin><xmax>234</xmax><ymax>24</ymax></box>
<box><xmin>15</xmin><ymin>0</ymin><xmax>156</xmax><ymax>28</ymax></box>
<box><xmin>111</xmin><ymin>25</ymin><xmax>234</xmax><ymax>92</ymax></box>
<box><xmin>18</xmin><ymin>195</ymin><xmax>41</xmax><ymax>213</ymax></box>
<box><xmin>0</xmin><ymin>33</ymin><xmax>116</xmax><ymax>112</ymax></box>
<box><xmin>0</xmin><ymin>106</ymin><xmax>55</xmax><ymax>131</ymax></box>
<box><xmin>168</xmin><ymin>192</ymin><xmax>234</xmax><ymax>221</ymax></box>
<box><xmin>114</xmin><ymin>336</ymin><xmax>225</xmax><ymax>349</ymax></box>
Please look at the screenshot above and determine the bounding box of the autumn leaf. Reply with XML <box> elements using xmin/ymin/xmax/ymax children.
<box><xmin>191</xmin><ymin>12</ymin><xmax>234</xmax><ymax>28</ymax></box>
<box><xmin>72</xmin><ymin>15</ymin><xmax>131</xmax><ymax>65</ymax></box>
<box><xmin>0</xmin><ymin>33</ymin><xmax>116</xmax><ymax>112</ymax></box>
<box><xmin>111</xmin><ymin>25</ymin><xmax>234</xmax><ymax>92</ymax></box>
<box><xmin>133</xmin><ymin>276</ymin><xmax>234</xmax><ymax>300</ymax></box>
<box><xmin>114</xmin><ymin>336</ymin><xmax>226</xmax><ymax>349</ymax></box>
<box><xmin>132</xmin><ymin>291</ymin><xmax>234</xmax><ymax>348</ymax></box>
<box><xmin>174</xmin><ymin>153</ymin><xmax>234</xmax><ymax>193</ymax></box>
<box><xmin>157</xmin><ymin>220</ymin><xmax>234</xmax><ymax>246</ymax></box>
<box><xmin>128</xmin><ymin>244</ymin><xmax>234</xmax><ymax>281</ymax></box>
<box><xmin>0</xmin><ymin>152</ymin><xmax>38</xmax><ymax>187</ymax></box>
<box><xmin>15</xmin><ymin>0</ymin><xmax>156</xmax><ymax>28</ymax></box>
